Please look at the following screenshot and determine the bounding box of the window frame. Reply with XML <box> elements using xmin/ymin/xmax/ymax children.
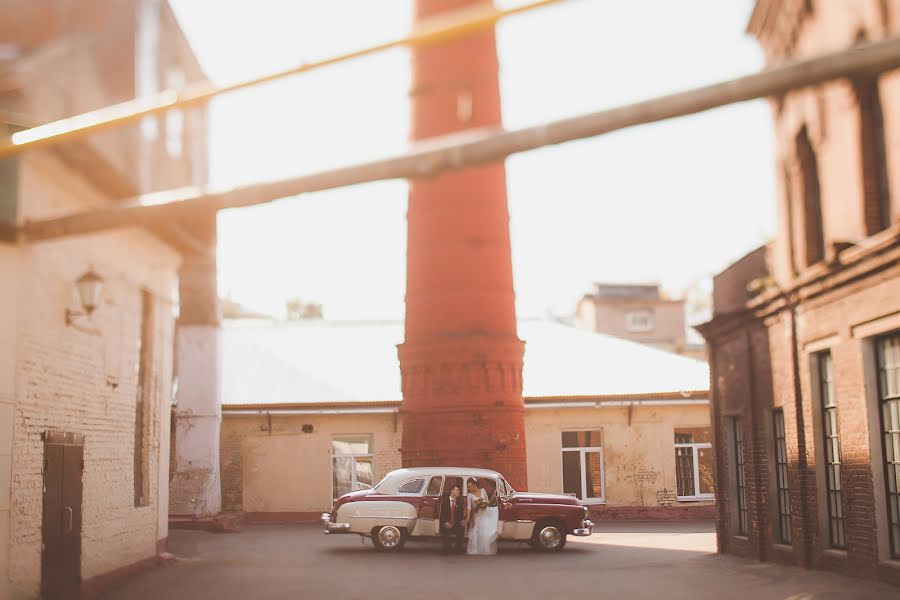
<box><xmin>817</xmin><ymin>351</ymin><xmax>846</xmax><ymax>549</ymax></box>
<box><xmin>331</xmin><ymin>434</ymin><xmax>375</xmax><ymax>501</ymax></box>
<box><xmin>732</xmin><ymin>418</ymin><xmax>749</xmax><ymax>536</ymax></box>
<box><xmin>560</xmin><ymin>430</ymin><xmax>606</xmax><ymax>504</ymax></box>
<box><xmin>625</xmin><ymin>309</ymin><xmax>655</xmax><ymax>333</ymax></box>
<box><xmin>773</xmin><ymin>409</ymin><xmax>792</xmax><ymax>545</ymax></box>
<box><xmin>674</xmin><ymin>434</ymin><xmax>714</xmax><ymax>501</ymax></box>
<box><xmin>875</xmin><ymin>332</ymin><xmax>900</xmax><ymax>559</ymax></box>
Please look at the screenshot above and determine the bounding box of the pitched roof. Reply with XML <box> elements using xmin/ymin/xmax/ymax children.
<box><xmin>220</xmin><ymin>318</ymin><xmax>709</xmax><ymax>407</ymax></box>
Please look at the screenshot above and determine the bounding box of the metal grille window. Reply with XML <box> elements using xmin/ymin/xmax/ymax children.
<box><xmin>818</xmin><ymin>352</ymin><xmax>845</xmax><ymax>548</ymax></box>
<box><xmin>332</xmin><ymin>436</ymin><xmax>374</xmax><ymax>500</ymax></box>
<box><xmin>733</xmin><ymin>418</ymin><xmax>749</xmax><ymax>535</ymax></box>
<box><xmin>561</xmin><ymin>431</ymin><xmax>605</xmax><ymax>503</ymax></box>
<box><xmin>674</xmin><ymin>428</ymin><xmax>714</xmax><ymax>500</ymax></box>
<box><xmin>773</xmin><ymin>410</ymin><xmax>792</xmax><ymax>544</ymax></box>
<box><xmin>877</xmin><ymin>333</ymin><xmax>900</xmax><ymax>558</ymax></box>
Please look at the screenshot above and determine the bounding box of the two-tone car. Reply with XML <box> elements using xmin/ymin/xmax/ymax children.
<box><xmin>321</xmin><ymin>467</ymin><xmax>594</xmax><ymax>552</ymax></box>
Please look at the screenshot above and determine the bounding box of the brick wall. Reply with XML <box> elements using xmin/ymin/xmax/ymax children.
<box><xmin>702</xmin><ymin>1</ymin><xmax>900</xmax><ymax>586</ymax></box>
<box><xmin>3</xmin><ymin>153</ymin><xmax>179</xmax><ymax>597</ymax></box>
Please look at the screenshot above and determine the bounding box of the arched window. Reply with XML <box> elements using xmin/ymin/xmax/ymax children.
<box><xmin>854</xmin><ymin>76</ymin><xmax>891</xmax><ymax>234</ymax></box>
<box><xmin>795</xmin><ymin>126</ymin><xmax>825</xmax><ymax>266</ymax></box>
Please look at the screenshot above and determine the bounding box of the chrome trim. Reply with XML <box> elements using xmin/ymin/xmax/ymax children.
<box><xmin>321</xmin><ymin>512</ymin><xmax>351</xmax><ymax>534</ymax></box>
<box><xmin>572</xmin><ymin>519</ymin><xmax>594</xmax><ymax>537</ymax></box>
<box><xmin>351</xmin><ymin>515</ymin><xmax>418</xmax><ymax>522</ymax></box>
<box><xmin>516</xmin><ymin>519</ymin><xmax>535</xmax><ymax>524</ymax></box>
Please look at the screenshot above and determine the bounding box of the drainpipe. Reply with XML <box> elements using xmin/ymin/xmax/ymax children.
<box><xmin>788</xmin><ymin>304</ymin><xmax>812</xmax><ymax>567</ymax></box>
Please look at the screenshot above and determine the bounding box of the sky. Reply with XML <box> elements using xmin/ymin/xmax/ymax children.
<box><xmin>168</xmin><ymin>0</ymin><xmax>775</xmax><ymax>322</ymax></box>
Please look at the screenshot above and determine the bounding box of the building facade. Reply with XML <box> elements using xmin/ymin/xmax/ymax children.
<box><xmin>577</xmin><ymin>283</ymin><xmax>705</xmax><ymax>359</ymax></box>
<box><xmin>0</xmin><ymin>1</ymin><xmax>206</xmax><ymax>596</ymax></box>
<box><xmin>216</xmin><ymin>319</ymin><xmax>715</xmax><ymax>523</ymax></box>
<box><xmin>699</xmin><ymin>0</ymin><xmax>900</xmax><ymax>586</ymax></box>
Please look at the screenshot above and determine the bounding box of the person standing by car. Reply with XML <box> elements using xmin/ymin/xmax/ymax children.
<box><xmin>439</xmin><ymin>485</ymin><xmax>466</xmax><ymax>554</ymax></box>
<box><xmin>466</xmin><ymin>478</ymin><xmax>499</xmax><ymax>555</ymax></box>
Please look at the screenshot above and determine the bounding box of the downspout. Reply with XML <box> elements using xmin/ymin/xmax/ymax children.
<box><xmin>788</xmin><ymin>303</ymin><xmax>812</xmax><ymax>567</ymax></box>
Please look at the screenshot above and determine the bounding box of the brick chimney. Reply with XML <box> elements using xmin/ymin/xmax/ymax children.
<box><xmin>398</xmin><ymin>0</ymin><xmax>528</xmax><ymax>488</ymax></box>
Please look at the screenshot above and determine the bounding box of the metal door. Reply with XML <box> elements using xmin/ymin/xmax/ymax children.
<box><xmin>42</xmin><ymin>432</ymin><xmax>83</xmax><ymax>600</ymax></box>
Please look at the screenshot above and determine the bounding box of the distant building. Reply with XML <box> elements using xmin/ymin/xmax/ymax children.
<box><xmin>0</xmin><ymin>1</ymin><xmax>206</xmax><ymax>597</ymax></box>
<box><xmin>699</xmin><ymin>0</ymin><xmax>900</xmax><ymax>587</ymax></box>
<box><xmin>576</xmin><ymin>283</ymin><xmax>705</xmax><ymax>359</ymax></box>
<box><xmin>217</xmin><ymin>318</ymin><xmax>715</xmax><ymax>523</ymax></box>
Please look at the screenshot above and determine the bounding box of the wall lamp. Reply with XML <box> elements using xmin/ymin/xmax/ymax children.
<box><xmin>65</xmin><ymin>269</ymin><xmax>104</xmax><ymax>326</ymax></box>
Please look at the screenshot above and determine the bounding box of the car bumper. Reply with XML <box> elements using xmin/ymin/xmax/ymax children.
<box><xmin>572</xmin><ymin>519</ymin><xmax>594</xmax><ymax>537</ymax></box>
<box><xmin>321</xmin><ymin>512</ymin><xmax>351</xmax><ymax>534</ymax></box>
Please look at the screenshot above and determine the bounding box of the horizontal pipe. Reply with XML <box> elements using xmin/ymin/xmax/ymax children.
<box><xmin>221</xmin><ymin>397</ymin><xmax>709</xmax><ymax>415</ymax></box>
<box><xmin>0</xmin><ymin>0</ymin><xmax>562</xmax><ymax>159</ymax></box>
<box><xmin>19</xmin><ymin>34</ymin><xmax>900</xmax><ymax>241</ymax></box>
<box><xmin>225</xmin><ymin>407</ymin><xmax>400</xmax><ymax>415</ymax></box>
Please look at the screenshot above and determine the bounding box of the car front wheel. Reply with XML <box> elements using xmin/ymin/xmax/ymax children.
<box><xmin>532</xmin><ymin>522</ymin><xmax>567</xmax><ymax>552</ymax></box>
<box><xmin>372</xmin><ymin>525</ymin><xmax>406</xmax><ymax>552</ymax></box>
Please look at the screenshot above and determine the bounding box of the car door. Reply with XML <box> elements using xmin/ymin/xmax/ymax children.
<box><xmin>416</xmin><ymin>476</ymin><xmax>444</xmax><ymax>536</ymax></box>
<box><xmin>498</xmin><ymin>477</ymin><xmax>532</xmax><ymax>540</ymax></box>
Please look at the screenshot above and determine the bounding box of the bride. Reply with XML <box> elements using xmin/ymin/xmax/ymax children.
<box><xmin>466</xmin><ymin>478</ymin><xmax>498</xmax><ymax>555</ymax></box>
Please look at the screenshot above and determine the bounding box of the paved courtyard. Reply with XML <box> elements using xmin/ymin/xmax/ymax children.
<box><xmin>102</xmin><ymin>522</ymin><xmax>898</xmax><ymax>599</ymax></box>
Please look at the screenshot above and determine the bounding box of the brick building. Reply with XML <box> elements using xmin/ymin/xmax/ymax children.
<box><xmin>576</xmin><ymin>283</ymin><xmax>706</xmax><ymax>359</ymax></box>
<box><xmin>0</xmin><ymin>1</ymin><xmax>206</xmax><ymax>597</ymax></box>
<box><xmin>216</xmin><ymin>318</ymin><xmax>714</xmax><ymax>523</ymax></box>
<box><xmin>698</xmin><ymin>0</ymin><xmax>900</xmax><ymax>586</ymax></box>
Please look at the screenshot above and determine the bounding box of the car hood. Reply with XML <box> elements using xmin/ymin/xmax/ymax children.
<box><xmin>511</xmin><ymin>492</ymin><xmax>581</xmax><ymax>505</ymax></box>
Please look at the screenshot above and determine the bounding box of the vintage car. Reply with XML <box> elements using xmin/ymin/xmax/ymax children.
<box><xmin>321</xmin><ymin>467</ymin><xmax>594</xmax><ymax>552</ymax></box>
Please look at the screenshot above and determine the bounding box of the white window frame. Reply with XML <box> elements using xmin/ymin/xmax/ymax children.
<box><xmin>561</xmin><ymin>441</ymin><xmax>606</xmax><ymax>505</ymax></box>
<box><xmin>331</xmin><ymin>435</ymin><xmax>375</xmax><ymax>500</ymax></box>
<box><xmin>674</xmin><ymin>439</ymin><xmax>715</xmax><ymax>501</ymax></box>
<box><xmin>625</xmin><ymin>309</ymin><xmax>655</xmax><ymax>333</ymax></box>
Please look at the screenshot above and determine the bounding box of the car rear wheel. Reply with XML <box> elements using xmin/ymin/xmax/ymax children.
<box><xmin>372</xmin><ymin>525</ymin><xmax>406</xmax><ymax>552</ymax></box>
<box><xmin>532</xmin><ymin>522</ymin><xmax>567</xmax><ymax>552</ymax></box>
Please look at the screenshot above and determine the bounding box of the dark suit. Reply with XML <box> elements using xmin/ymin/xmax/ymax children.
<box><xmin>439</xmin><ymin>494</ymin><xmax>466</xmax><ymax>553</ymax></box>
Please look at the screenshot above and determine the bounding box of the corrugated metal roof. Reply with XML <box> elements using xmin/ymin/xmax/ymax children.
<box><xmin>220</xmin><ymin>318</ymin><xmax>709</xmax><ymax>406</ymax></box>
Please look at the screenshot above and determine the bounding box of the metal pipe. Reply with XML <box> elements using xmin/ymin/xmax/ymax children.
<box><xmin>0</xmin><ymin>0</ymin><xmax>563</xmax><ymax>159</ymax></box>
<box><xmin>18</xmin><ymin>34</ymin><xmax>900</xmax><ymax>241</ymax></box>
<box><xmin>222</xmin><ymin>398</ymin><xmax>710</xmax><ymax>415</ymax></box>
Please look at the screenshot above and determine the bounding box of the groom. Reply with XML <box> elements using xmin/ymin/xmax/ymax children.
<box><xmin>439</xmin><ymin>485</ymin><xmax>466</xmax><ymax>554</ymax></box>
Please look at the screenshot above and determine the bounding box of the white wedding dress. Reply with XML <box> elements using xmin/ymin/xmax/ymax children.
<box><xmin>467</xmin><ymin>489</ymin><xmax>498</xmax><ymax>555</ymax></box>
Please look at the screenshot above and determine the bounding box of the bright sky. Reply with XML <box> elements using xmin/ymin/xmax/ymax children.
<box><xmin>169</xmin><ymin>0</ymin><xmax>775</xmax><ymax>321</ymax></box>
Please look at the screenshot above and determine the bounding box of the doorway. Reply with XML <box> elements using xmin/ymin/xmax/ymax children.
<box><xmin>41</xmin><ymin>431</ymin><xmax>84</xmax><ymax>600</ymax></box>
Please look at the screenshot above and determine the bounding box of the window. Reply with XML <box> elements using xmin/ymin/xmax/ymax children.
<box><xmin>134</xmin><ymin>289</ymin><xmax>153</xmax><ymax>506</ymax></box>
<box><xmin>674</xmin><ymin>428</ymin><xmax>714</xmax><ymax>500</ymax></box>
<box><xmin>733</xmin><ymin>418</ymin><xmax>749</xmax><ymax>535</ymax></box>
<box><xmin>0</xmin><ymin>124</ymin><xmax>22</xmax><ymax>223</ymax></box>
<box><xmin>773</xmin><ymin>410</ymin><xmax>792</xmax><ymax>544</ymax></box>
<box><xmin>397</xmin><ymin>479</ymin><xmax>426</xmax><ymax>495</ymax></box>
<box><xmin>795</xmin><ymin>126</ymin><xmax>825</xmax><ymax>266</ymax></box>
<box><xmin>876</xmin><ymin>333</ymin><xmax>900</xmax><ymax>558</ymax></box>
<box><xmin>426</xmin><ymin>476</ymin><xmax>444</xmax><ymax>496</ymax></box>
<box><xmin>331</xmin><ymin>435</ymin><xmax>374</xmax><ymax>500</ymax></box>
<box><xmin>854</xmin><ymin>76</ymin><xmax>891</xmax><ymax>235</ymax></box>
<box><xmin>625</xmin><ymin>310</ymin><xmax>655</xmax><ymax>333</ymax></box>
<box><xmin>561</xmin><ymin>431</ymin><xmax>605</xmax><ymax>503</ymax></box>
<box><xmin>818</xmin><ymin>352</ymin><xmax>845</xmax><ymax>548</ymax></box>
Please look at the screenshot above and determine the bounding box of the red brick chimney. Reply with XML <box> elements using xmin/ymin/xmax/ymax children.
<box><xmin>398</xmin><ymin>0</ymin><xmax>528</xmax><ymax>488</ymax></box>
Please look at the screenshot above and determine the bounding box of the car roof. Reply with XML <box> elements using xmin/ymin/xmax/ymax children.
<box><xmin>384</xmin><ymin>467</ymin><xmax>501</xmax><ymax>478</ymax></box>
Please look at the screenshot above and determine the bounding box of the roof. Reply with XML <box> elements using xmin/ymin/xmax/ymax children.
<box><xmin>220</xmin><ymin>318</ymin><xmax>709</xmax><ymax>407</ymax></box>
<box><xmin>380</xmin><ymin>467</ymin><xmax>500</xmax><ymax>479</ymax></box>
<box><xmin>374</xmin><ymin>468</ymin><xmax>502</xmax><ymax>494</ymax></box>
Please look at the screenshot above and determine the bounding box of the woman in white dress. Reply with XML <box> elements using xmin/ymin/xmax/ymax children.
<box><xmin>466</xmin><ymin>478</ymin><xmax>498</xmax><ymax>555</ymax></box>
